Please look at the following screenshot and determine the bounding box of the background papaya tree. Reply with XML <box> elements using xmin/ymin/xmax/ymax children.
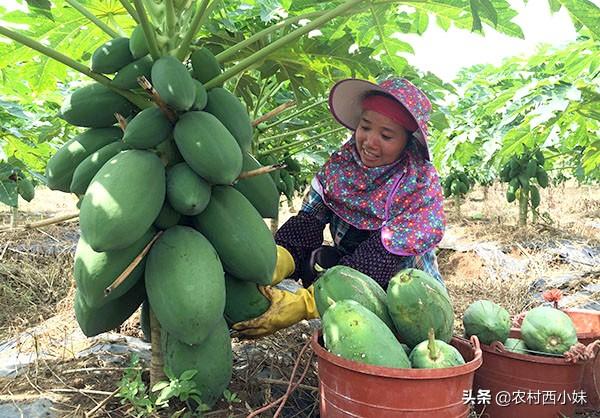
<box><xmin>431</xmin><ymin>19</ymin><xmax>600</xmax><ymax>226</ymax></box>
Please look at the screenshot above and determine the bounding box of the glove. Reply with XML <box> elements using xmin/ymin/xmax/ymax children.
<box><xmin>232</xmin><ymin>285</ymin><xmax>318</xmax><ymax>337</ymax></box>
<box><xmin>271</xmin><ymin>245</ymin><xmax>295</xmax><ymax>285</ymax></box>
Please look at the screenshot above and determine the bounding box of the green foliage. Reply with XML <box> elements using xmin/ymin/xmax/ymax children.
<box><xmin>116</xmin><ymin>353</ymin><xmax>211</xmax><ymax>417</ymax></box>
<box><xmin>432</xmin><ymin>37</ymin><xmax>600</xmax><ymax>186</ymax></box>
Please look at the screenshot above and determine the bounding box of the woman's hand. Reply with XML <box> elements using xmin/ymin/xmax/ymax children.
<box><xmin>232</xmin><ymin>286</ymin><xmax>318</xmax><ymax>338</ymax></box>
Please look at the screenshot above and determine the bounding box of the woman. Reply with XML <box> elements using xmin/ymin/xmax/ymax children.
<box><xmin>233</xmin><ymin>78</ymin><xmax>446</xmax><ymax>337</ymax></box>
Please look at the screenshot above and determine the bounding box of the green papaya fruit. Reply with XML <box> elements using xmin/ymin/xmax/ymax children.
<box><xmin>463</xmin><ymin>300</ymin><xmax>511</xmax><ymax>345</ymax></box>
<box><xmin>322</xmin><ymin>299</ymin><xmax>411</xmax><ymax>368</ymax></box>
<box><xmin>145</xmin><ymin>226</ymin><xmax>225</xmax><ymax>345</ymax></box>
<box><xmin>506</xmin><ymin>190</ymin><xmax>516</xmax><ymax>203</ymax></box>
<box><xmin>91</xmin><ymin>37</ymin><xmax>133</xmax><ymax>74</ymax></box>
<box><xmin>74</xmin><ymin>280</ymin><xmax>145</xmax><ymax>337</ymax></box>
<box><xmin>111</xmin><ymin>56</ymin><xmax>153</xmax><ymax>90</ymax></box>
<box><xmin>530</xmin><ymin>185</ymin><xmax>540</xmax><ymax>208</ymax></box>
<box><xmin>409</xmin><ymin>328</ymin><xmax>465</xmax><ymax>368</ymax></box>
<box><xmin>153</xmin><ymin>200</ymin><xmax>181</xmax><ymax>230</ymax></box>
<box><xmin>504</xmin><ymin>338</ymin><xmax>528</xmax><ymax>354</ymax></box>
<box><xmin>154</xmin><ymin>137</ymin><xmax>183</xmax><ymax>167</ymax></box>
<box><xmin>521</xmin><ymin>306</ymin><xmax>577</xmax><ymax>355</ymax></box>
<box><xmin>193</xmin><ymin>186</ymin><xmax>276</xmax><ymax>285</ymax></box>
<box><xmin>129</xmin><ymin>25</ymin><xmax>149</xmax><ymax>59</ymax></box>
<box><xmin>386</xmin><ymin>268</ymin><xmax>454</xmax><ymax>348</ymax></box>
<box><xmin>191</xmin><ymin>79</ymin><xmax>208</xmax><ymax>110</ymax></box>
<box><xmin>123</xmin><ymin>107</ymin><xmax>173</xmax><ymax>149</ymax></box>
<box><xmin>233</xmin><ymin>152</ymin><xmax>279</xmax><ymax>218</ymax></box>
<box><xmin>162</xmin><ymin>318</ymin><xmax>232</xmax><ymax>408</ymax></box>
<box><xmin>314</xmin><ymin>265</ymin><xmax>394</xmax><ymax>329</ymax></box>
<box><xmin>60</xmin><ymin>83</ymin><xmax>135</xmax><ymax>128</ymax></box>
<box><xmin>190</xmin><ymin>47</ymin><xmax>222</xmax><ymax>84</ymax></box>
<box><xmin>74</xmin><ymin>228</ymin><xmax>155</xmax><ymax>308</ymax></box>
<box><xmin>525</xmin><ymin>159</ymin><xmax>538</xmax><ymax>178</ymax></box>
<box><xmin>205</xmin><ymin>87</ymin><xmax>253</xmax><ymax>152</ymax></box>
<box><xmin>17</xmin><ymin>177</ymin><xmax>35</xmax><ymax>202</ymax></box>
<box><xmin>80</xmin><ymin>150</ymin><xmax>165</xmax><ymax>251</ymax></box>
<box><xmin>166</xmin><ymin>163</ymin><xmax>211</xmax><ymax>216</ymax></box>
<box><xmin>224</xmin><ymin>274</ymin><xmax>269</xmax><ymax>325</ymax></box>
<box><xmin>173</xmin><ymin>111</ymin><xmax>242</xmax><ymax>184</ymax></box>
<box><xmin>536</xmin><ymin>168</ymin><xmax>549</xmax><ymax>188</ymax></box>
<box><xmin>70</xmin><ymin>142</ymin><xmax>129</xmax><ymax>195</ymax></box>
<box><xmin>46</xmin><ymin>127</ymin><xmax>123</xmax><ymax>192</ymax></box>
<box><xmin>151</xmin><ymin>56</ymin><xmax>196</xmax><ymax>111</ymax></box>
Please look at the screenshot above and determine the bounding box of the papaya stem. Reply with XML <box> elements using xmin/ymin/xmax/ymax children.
<box><xmin>215</xmin><ymin>11</ymin><xmax>323</xmax><ymax>63</ymax></box>
<box><xmin>204</xmin><ymin>0</ymin><xmax>364</xmax><ymax>89</ymax></box>
<box><xmin>257</xmin><ymin>126</ymin><xmax>346</xmax><ymax>157</ymax></box>
<box><xmin>115</xmin><ymin>113</ymin><xmax>128</xmax><ymax>132</ymax></box>
<box><xmin>118</xmin><ymin>0</ymin><xmax>140</xmax><ymax>23</ymax></box>
<box><xmin>258</xmin><ymin>120</ymin><xmax>330</xmax><ymax>144</ymax></box>
<box><xmin>132</xmin><ymin>0</ymin><xmax>161</xmax><ymax>59</ymax></box>
<box><xmin>252</xmin><ymin>101</ymin><xmax>296</xmax><ymax>127</ymax></box>
<box><xmin>237</xmin><ymin>164</ymin><xmax>286</xmax><ymax>181</ymax></box>
<box><xmin>0</xmin><ymin>26</ymin><xmax>150</xmax><ymax>109</ymax></box>
<box><xmin>427</xmin><ymin>328</ymin><xmax>439</xmax><ymax>361</ymax></box>
<box><xmin>263</xmin><ymin>98</ymin><xmax>327</xmax><ymax>130</ymax></box>
<box><xmin>65</xmin><ymin>0</ymin><xmax>120</xmax><ymax>38</ymax></box>
<box><xmin>164</xmin><ymin>0</ymin><xmax>177</xmax><ymax>49</ymax></box>
<box><xmin>105</xmin><ymin>231</ymin><xmax>163</xmax><ymax>296</ymax></box>
<box><xmin>137</xmin><ymin>76</ymin><xmax>177</xmax><ymax>122</ymax></box>
<box><xmin>175</xmin><ymin>0</ymin><xmax>211</xmax><ymax>60</ymax></box>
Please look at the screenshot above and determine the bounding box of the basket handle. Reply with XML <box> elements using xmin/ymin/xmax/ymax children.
<box><xmin>490</xmin><ymin>340</ymin><xmax>506</xmax><ymax>353</ymax></box>
<box><xmin>470</xmin><ymin>335</ymin><xmax>482</xmax><ymax>356</ymax></box>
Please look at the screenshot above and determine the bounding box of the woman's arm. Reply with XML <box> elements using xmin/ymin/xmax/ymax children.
<box><xmin>338</xmin><ymin>231</ymin><xmax>412</xmax><ymax>288</ymax></box>
<box><xmin>274</xmin><ymin>184</ymin><xmax>331</xmax><ymax>280</ymax></box>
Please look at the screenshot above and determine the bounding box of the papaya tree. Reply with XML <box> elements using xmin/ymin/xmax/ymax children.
<box><xmin>0</xmin><ymin>0</ymin><xmax>530</xmax><ymax>414</ymax></box>
<box><xmin>442</xmin><ymin>168</ymin><xmax>473</xmax><ymax>219</ymax></box>
<box><xmin>498</xmin><ymin>146</ymin><xmax>548</xmax><ymax>225</ymax></box>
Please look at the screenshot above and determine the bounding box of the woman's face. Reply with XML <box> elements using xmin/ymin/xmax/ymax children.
<box><xmin>355</xmin><ymin>110</ymin><xmax>410</xmax><ymax>167</ymax></box>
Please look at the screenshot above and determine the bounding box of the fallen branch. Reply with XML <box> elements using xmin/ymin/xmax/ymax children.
<box><xmin>255</xmin><ymin>377</ymin><xmax>317</xmax><ymax>392</ymax></box>
<box><xmin>105</xmin><ymin>230</ymin><xmax>163</xmax><ymax>295</ymax></box>
<box><xmin>246</xmin><ymin>338</ymin><xmax>314</xmax><ymax>418</ymax></box>
<box><xmin>48</xmin><ymin>388</ymin><xmax>114</xmax><ymax>396</ymax></box>
<box><xmin>0</xmin><ymin>211</ymin><xmax>80</xmax><ymax>232</ymax></box>
<box><xmin>85</xmin><ymin>387</ymin><xmax>120</xmax><ymax>417</ymax></box>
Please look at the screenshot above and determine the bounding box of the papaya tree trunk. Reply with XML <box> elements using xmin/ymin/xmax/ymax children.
<box><xmin>149</xmin><ymin>307</ymin><xmax>165</xmax><ymax>387</ymax></box>
<box><xmin>483</xmin><ymin>186</ymin><xmax>488</xmax><ymax>201</ymax></box>
<box><xmin>453</xmin><ymin>194</ymin><xmax>461</xmax><ymax>219</ymax></box>
<box><xmin>10</xmin><ymin>206</ymin><xmax>18</xmax><ymax>228</ymax></box>
<box><xmin>518</xmin><ymin>187</ymin><xmax>528</xmax><ymax>226</ymax></box>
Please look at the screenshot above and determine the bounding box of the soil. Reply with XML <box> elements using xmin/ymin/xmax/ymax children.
<box><xmin>0</xmin><ymin>183</ymin><xmax>599</xmax><ymax>417</ymax></box>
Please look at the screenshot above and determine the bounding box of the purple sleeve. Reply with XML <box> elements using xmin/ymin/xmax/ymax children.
<box><xmin>338</xmin><ymin>231</ymin><xmax>407</xmax><ymax>289</ymax></box>
<box><xmin>274</xmin><ymin>211</ymin><xmax>326</xmax><ymax>278</ymax></box>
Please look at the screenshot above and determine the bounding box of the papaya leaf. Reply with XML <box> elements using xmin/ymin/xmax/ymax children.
<box><xmin>0</xmin><ymin>179</ymin><xmax>18</xmax><ymax>207</ymax></box>
<box><xmin>556</xmin><ymin>0</ymin><xmax>600</xmax><ymax>40</ymax></box>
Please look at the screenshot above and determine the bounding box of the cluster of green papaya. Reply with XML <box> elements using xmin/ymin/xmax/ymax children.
<box><xmin>314</xmin><ymin>266</ymin><xmax>464</xmax><ymax>369</ymax></box>
<box><xmin>442</xmin><ymin>170</ymin><xmax>472</xmax><ymax>198</ymax></box>
<box><xmin>463</xmin><ymin>300</ymin><xmax>578</xmax><ymax>356</ymax></box>
<box><xmin>499</xmin><ymin>149</ymin><xmax>548</xmax><ymax>207</ymax></box>
<box><xmin>47</xmin><ymin>28</ymin><xmax>282</xmax><ymax>408</ymax></box>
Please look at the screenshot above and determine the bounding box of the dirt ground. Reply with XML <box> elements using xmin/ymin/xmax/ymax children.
<box><xmin>0</xmin><ymin>183</ymin><xmax>599</xmax><ymax>417</ymax></box>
